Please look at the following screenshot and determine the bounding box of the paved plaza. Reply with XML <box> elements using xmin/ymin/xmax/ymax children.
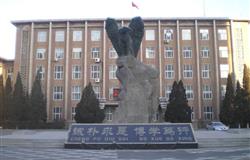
<box><xmin>0</xmin><ymin>128</ymin><xmax>250</xmax><ymax>160</ymax></box>
<box><xmin>1</xmin><ymin>146</ymin><xmax>250</xmax><ymax>160</ymax></box>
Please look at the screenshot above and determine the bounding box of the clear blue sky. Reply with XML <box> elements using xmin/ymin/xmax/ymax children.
<box><xmin>0</xmin><ymin>0</ymin><xmax>249</xmax><ymax>59</ymax></box>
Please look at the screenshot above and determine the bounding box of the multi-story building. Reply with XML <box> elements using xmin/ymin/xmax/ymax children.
<box><xmin>0</xmin><ymin>57</ymin><xmax>14</xmax><ymax>83</ymax></box>
<box><xmin>11</xmin><ymin>17</ymin><xmax>250</xmax><ymax>127</ymax></box>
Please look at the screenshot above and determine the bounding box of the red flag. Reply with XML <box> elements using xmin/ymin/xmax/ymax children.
<box><xmin>132</xmin><ymin>2</ymin><xmax>139</xmax><ymax>9</ymax></box>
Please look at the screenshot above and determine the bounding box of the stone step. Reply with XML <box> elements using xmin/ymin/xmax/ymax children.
<box><xmin>1</xmin><ymin>138</ymin><xmax>249</xmax><ymax>149</ymax></box>
<box><xmin>197</xmin><ymin>138</ymin><xmax>250</xmax><ymax>148</ymax></box>
<box><xmin>0</xmin><ymin>139</ymin><xmax>65</xmax><ymax>148</ymax></box>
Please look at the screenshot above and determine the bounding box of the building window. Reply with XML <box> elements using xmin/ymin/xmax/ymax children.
<box><xmin>184</xmin><ymin>85</ymin><xmax>194</xmax><ymax>100</ymax></box>
<box><xmin>220</xmin><ymin>64</ymin><xmax>229</xmax><ymax>78</ymax></box>
<box><xmin>109</xmin><ymin>48</ymin><xmax>118</xmax><ymax>59</ymax></box>
<box><xmin>182</xmin><ymin>29</ymin><xmax>191</xmax><ymax>40</ymax></box>
<box><xmin>145</xmin><ymin>30</ymin><xmax>155</xmax><ymax>40</ymax></box>
<box><xmin>191</xmin><ymin>106</ymin><xmax>195</xmax><ymax>121</ymax></box>
<box><xmin>165</xmin><ymin>85</ymin><xmax>172</xmax><ymax>101</ymax></box>
<box><xmin>72</xmin><ymin>107</ymin><xmax>76</xmax><ymax>121</ymax></box>
<box><xmin>202</xmin><ymin>64</ymin><xmax>210</xmax><ymax>79</ymax></box>
<box><xmin>165</xmin><ymin>64</ymin><xmax>174</xmax><ymax>79</ymax></box>
<box><xmin>91</xmin><ymin>47</ymin><xmax>100</xmax><ymax>59</ymax></box>
<box><xmin>54</xmin><ymin>65</ymin><xmax>63</xmax><ymax>80</ymax></box>
<box><xmin>72</xmin><ymin>48</ymin><xmax>82</xmax><ymax>59</ymax></box>
<box><xmin>53</xmin><ymin>107</ymin><xmax>62</xmax><ymax>121</ymax></box>
<box><xmin>73</xmin><ymin>30</ymin><xmax>82</xmax><ymax>41</ymax></box>
<box><xmin>72</xmin><ymin>86</ymin><xmax>81</xmax><ymax>100</ymax></box>
<box><xmin>72</xmin><ymin>65</ymin><xmax>81</xmax><ymax>79</ymax></box>
<box><xmin>146</xmin><ymin>47</ymin><xmax>155</xmax><ymax>58</ymax></box>
<box><xmin>36</xmin><ymin>48</ymin><xmax>46</xmax><ymax>59</ymax></box>
<box><xmin>164</xmin><ymin>47</ymin><xmax>174</xmax><ymax>58</ymax></box>
<box><xmin>37</xmin><ymin>31</ymin><xmax>47</xmax><ymax>42</ymax></box>
<box><xmin>204</xmin><ymin>106</ymin><xmax>213</xmax><ymax>120</ymax></box>
<box><xmin>200</xmin><ymin>29</ymin><xmax>209</xmax><ymax>40</ymax></box>
<box><xmin>36</xmin><ymin>65</ymin><xmax>45</xmax><ymax>80</ymax></box>
<box><xmin>55</xmin><ymin>48</ymin><xmax>64</xmax><ymax>60</ymax></box>
<box><xmin>93</xmin><ymin>85</ymin><xmax>100</xmax><ymax>99</ymax></box>
<box><xmin>91</xmin><ymin>64</ymin><xmax>101</xmax><ymax>79</ymax></box>
<box><xmin>164</xmin><ymin>29</ymin><xmax>173</xmax><ymax>41</ymax></box>
<box><xmin>218</xmin><ymin>29</ymin><xmax>227</xmax><ymax>40</ymax></box>
<box><xmin>109</xmin><ymin>87</ymin><xmax>114</xmax><ymax>100</ymax></box>
<box><xmin>183</xmin><ymin>47</ymin><xmax>192</xmax><ymax>58</ymax></box>
<box><xmin>219</xmin><ymin>46</ymin><xmax>228</xmax><ymax>58</ymax></box>
<box><xmin>91</xmin><ymin>30</ymin><xmax>101</xmax><ymax>41</ymax></box>
<box><xmin>105</xmin><ymin>107</ymin><xmax>113</xmax><ymax>121</ymax></box>
<box><xmin>109</xmin><ymin>65</ymin><xmax>117</xmax><ymax>79</ymax></box>
<box><xmin>55</xmin><ymin>31</ymin><xmax>64</xmax><ymax>42</ymax></box>
<box><xmin>109</xmin><ymin>87</ymin><xmax>119</xmax><ymax>100</ymax></box>
<box><xmin>221</xmin><ymin>85</ymin><xmax>226</xmax><ymax>98</ymax></box>
<box><xmin>7</xmin><ymin>67</ymin><xmax>13</xmax><ymax>80</ymax></box>
<box><xmin>203</xmin><ymin>85</ymin><xmax>212</xmax><ymax>100</ymax></box>
<box><xmin>201</xmin><ymin>47</ymin><xmax>210</xmax><ymax>58</ymax></box>
<box><xmin>53</xmin><ymin>86</ymin><xmax>63</xmax><ymax>100</ymax></box>
<box><xmin>183</xmin><ymin>64</ymin><xmax>193</xmax><ymax>78</ymax></box>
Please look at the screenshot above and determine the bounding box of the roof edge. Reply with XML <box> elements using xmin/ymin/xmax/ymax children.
<box><xmin>11</xmin><ymin>17</ymin><xmax>250</xmax><ymax>25</ymax></box>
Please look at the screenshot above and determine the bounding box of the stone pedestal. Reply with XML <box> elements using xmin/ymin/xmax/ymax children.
<box><xmin>113</xmin><ymin>55</ymin><xmax>159</xmax><ymax>123</ymax></box>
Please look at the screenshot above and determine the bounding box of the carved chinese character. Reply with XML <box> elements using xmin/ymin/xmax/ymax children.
<box><xmin>116</xmin><ymin>126</ymin><xmax>128</xmax><ymax>136</ymax></box>
<box><xmin>72</xmin><ymin>127</ymin><xmax>84</xmax><ymax>136</ymax></box>
<box><xmin>148</xmin><ymin>127</ymin><xmax>161</xmax><ymax>136</ymax></box>
<box><xmin>101</xmin><ymin>127</ymin><xmax>114</xmax><ymax>136</ymax></box>
<box><xmin>87</xmin><ymin>127</ymin><xmax>99</xmax><ymax>136</ymax></box>
<box><xmin>134</xmin><ymin>127</ymin><xmax>146</xmax><ymax>136</ymax></box>
<box><xmin>163</xmin><ymin>127</ymin><xmax>175</xmax><ymax>136</ymax></box>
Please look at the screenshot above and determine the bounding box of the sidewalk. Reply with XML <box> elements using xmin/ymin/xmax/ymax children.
<box><xmin>195</xmin><ymin>129</ymin><xmax>250</xmax><ymax>148</ymax></box>
<box><xmin>1</xmin><ymin>128</ymin><xmax>250</xmax><ymax>148</ymax></box>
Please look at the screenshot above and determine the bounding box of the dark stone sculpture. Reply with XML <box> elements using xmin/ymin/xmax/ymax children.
<box><xmin>105</xmin><ymin>17</ymin><xmax>159</xmax><ymax>123</ymax></box>
<box><xmin>105</xmin><ymin>17</ymin><xmax>144</xmax><ymax>57</ymax></box>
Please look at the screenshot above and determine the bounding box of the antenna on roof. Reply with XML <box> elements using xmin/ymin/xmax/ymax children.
<box><xmin>203</xmin><ymin>0</ymin><xmax>206</xmax><ymax>17</ymax></box>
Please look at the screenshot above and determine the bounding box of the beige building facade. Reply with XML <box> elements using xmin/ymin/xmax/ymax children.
<box><xmin>12</xmin><ymin>18</ymin><xmax>250</xmax><ymax>126</ymax></box>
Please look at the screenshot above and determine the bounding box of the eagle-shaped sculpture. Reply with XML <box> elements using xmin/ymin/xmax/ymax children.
<box><xmin>105</xmin><ymin>17</ymin><xmax>144</xmax><ymax>58</ymax></box>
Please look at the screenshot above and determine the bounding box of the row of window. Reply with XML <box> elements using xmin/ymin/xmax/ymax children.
<box><xmin>36</xmin><ymin>47</ymin><xmax>118</xmax><ymax>60</ymax></box>
<box><xmin>38</xmin><ymin>30</ymin><xmax>102</xmax><ymax>42</ymax></box>
<box><xmin>52</xmin><ymin>83</ymin><xmax>227</xmax><ymax>103</ymax></box>
<box><xmin>52</xmin><ymin>83</ymin><xmax>215</xmax><ymax>102</ymax></box>
<box><xmin>37</xmin><ymin>64</ymin><xmax>117</xmax><ymax>80</ymax></box>
<box><xmin>165</xmin><ymin>64</ymin><xmax>210</xmax><ymax>79</ymax></box>
<box><xmin>52</xmin><ymin>106</ymin><xmax>214</xmax><ymax>121</ymax></box>
<box><xmin>36</xmin><ymin>63</ymin><xmax>228</xmax><ymax>81</ymax></box>
<box><xmin>54</xmin><ymin>86</ymin><xmax>120</xmax><ymax>101</ymax></box>
<box><xmin>165</xmin><ymin>64</ymin><xmax>229</xmax><ymax>79</ymax></box>
<box><xmin>36</xmin><ymin>46</ymin><xmax>228</xmax><ymax>60</ymax></box>
<box><xmin>146</xmin><ymin>29</ymin><xmax>227</xmax><ymax>41</ymax></box>
<box><xmin>145</xmin><ymin>46</ymin><xmax>228</xmax><ymax>59</ymax></box>
<box><xmin>53</xmin><ymin>85</ymin><xmax>100</xmax><ymax>101</ymax></box>
<box><xmin>164</xmin><ymin>84</ymin><xmax>213</xmax><ymax>101</ymax></box>
<box><xmin>37</xmin><ymin>28</ymin><xmax>227</xmax><ymax>43</ymax></box>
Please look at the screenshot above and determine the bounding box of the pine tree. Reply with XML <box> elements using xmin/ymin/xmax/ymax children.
<box><xmin>4</xmin><ymin>76</ymin><xmax>12</xmax><ymax>124</ymax></box>
<box><xmin>165</xmin><ymin>81</ymin><xmax>178</xmax><ymax>122</ymax></box>
<box><xmin>74</xmin><ymin>83</ymin><xmax>105</xmax><ymax>123</ymax></box>
<box><xmin>0</xmin><ymin>75</ymin><xmax>4</xmax><ymax>125</ymax></box>
<box><xmin>220</xmin><ymin>73</ymin><xmax>235</xmax><ymax>126</ymax></box>
<box><xmin>243</xmin><ymin>64</ymin><xmax>250</xmax><ymax>97</ymax></box>
<box><xmin>165</xmin><ymin>80</ymin><xmax>191</xmax><ymax>123</ymax></box>
<box><xmin>30</xmin><ymin>71</ymin><xmax>47</xmax><ymax>123</ymax></box>
<box><xmin>234</xmin><ymin>81</ymin><xmax>246</xmax><ymax>127</ymax></box>
<box><xmin>241</xmin><ymin>65</ymin><xmax>250</xmax><ymax>127</ymax></box>
<box><xmin>12</xmin><ymin>72</ymin><xmax>29</xmax><ymax>124</ymax></box>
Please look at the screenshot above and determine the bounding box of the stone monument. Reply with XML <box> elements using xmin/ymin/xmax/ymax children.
<box><xmin>65</xmin><ymin>17</ymin><xmax>198</xmax><ymax>149</ymax></box>
<box><xmin>105</xmin><ymin>17</ymin><xmax>159</xmax><ymax>123</ymax></box>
